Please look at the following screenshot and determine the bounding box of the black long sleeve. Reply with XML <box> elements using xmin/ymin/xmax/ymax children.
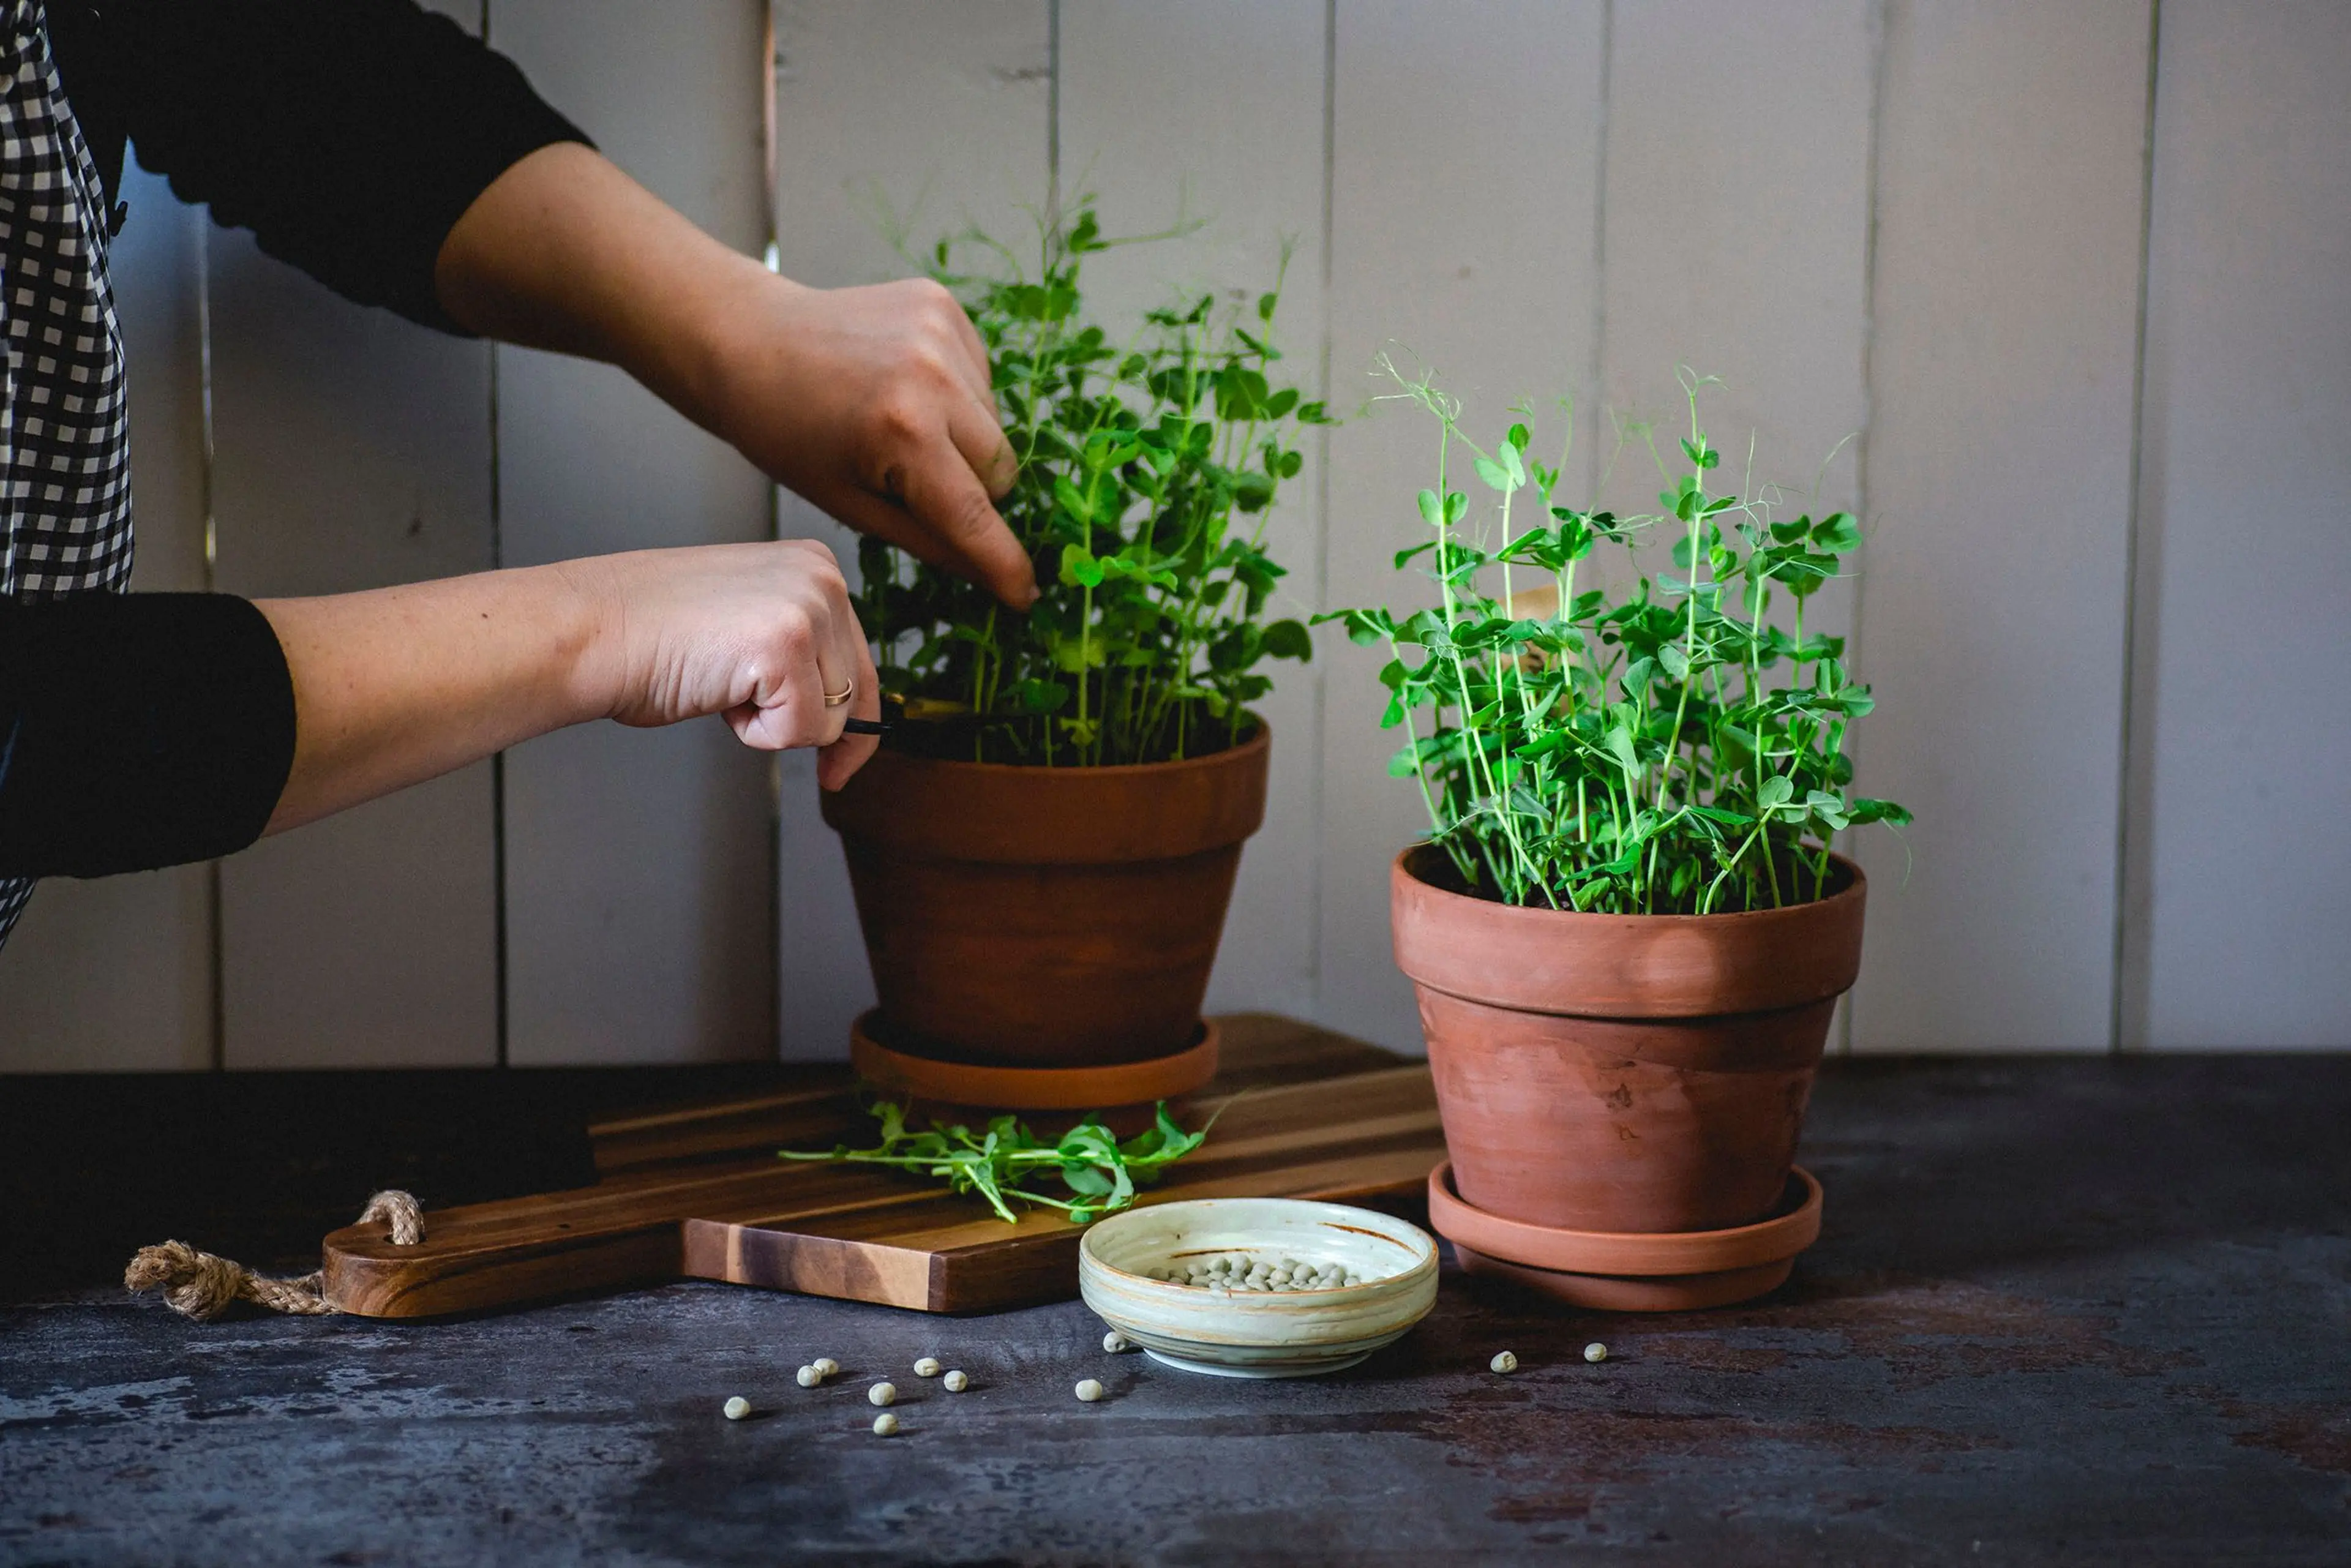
<box><xmin>0</xmin><ymin>595</ymin><xmax>295</xmax><ymax>878</ymax></box>
<box><xmin>47</xmin><ymin>0</ymin><xmax>593</xmax><ymax>332</ymax></box>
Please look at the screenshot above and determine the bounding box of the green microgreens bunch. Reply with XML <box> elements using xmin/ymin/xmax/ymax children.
<box><xmin>779</xmin><ymin>1099</ymin><xmax>1209</xmax><ymax>1226</ymax></box>
<box><xmin>1318</xmin><ymin>364</ymin><xmax>1911</xmax><ymax>915</ymax></box>
<box><xmin>856</xmin><ymin>200</ymin><xmax>1327</xmax><ymax>765</ymax></box>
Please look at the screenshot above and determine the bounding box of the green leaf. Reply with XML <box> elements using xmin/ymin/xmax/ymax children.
<box><xmin>1758</xmin><ymin>774</ymin><xmax>1795</xmax><ymax>810</ymax></box>
<box><xmin>1262</xmin><ymin>619</ymin><xmax>1313</xmax><ymax>661</ymax></box>
<box><xmin>1474</xmin><ymin>456</ymin><xmax>1513</xmax><ymax>493</ymax></box>
<box><xmin>1417</xmin><ymin>489</ymin><xmax>1445</xmax><ymax>528</ymax></box>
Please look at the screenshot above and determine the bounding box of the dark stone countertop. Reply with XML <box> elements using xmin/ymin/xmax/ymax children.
<box><xmin>4</xmin><ymin>1052</ymin><xmax>2349</xmax><ymax>1566</ymax></box>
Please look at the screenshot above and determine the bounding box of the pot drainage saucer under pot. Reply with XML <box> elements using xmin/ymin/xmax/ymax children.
<box><xmin>1426</xmin><ymin>1161</ymin><xmax>1823</xmax><ymax>1312</ymax></box>
<box><xmin>850</xmin><ymin>1010</ymin><xmax>1221</xmax><ymax>1112</ymax></box>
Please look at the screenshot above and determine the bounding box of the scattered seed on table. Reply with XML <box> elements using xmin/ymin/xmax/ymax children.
<box><xmin>1490</xmin><ymin>1351</ymin><xmax>1518</xmax><ymax>1375</ymax></box>
<box><xmin>1102</xmin><ymin>1330</ymin><xmax>1130</xmax><ymax>1353</ymax></box>
<box><xmin>913</xmin><ymin>1357</ymin><xmax>942</xmax><ymax>1378</ymax></box>
<box><xmin>811</xmin><ymin>1357</ymin><xmax>839</xmax><ymax>1378</ymax></box>
<box><xmin>869</xmin><ymin>1382</ymin><xmax>897</xmax><ymax>1407</ymax></box>
<box><xmin>942</xmin><ymin>1370</ymin><xmax>969</xmax><ymax>1392</ymax></box>
<box><xmin>871</xmin><ymin>1412</ymin><xmax>899</xmax><ymax>1437</ymax></box>
<box><xmin>722</xmin><ymin>1395</ymin><xmax>751</xmax><ymax>1420</ymax></box>
<box><xmin>1584</xmin><ymin>1343</ymin><xmax>1609</xmax><ymax>1364</ymax></box>
<box><xmin>1074</xmin><ymin>1378</ymin><xmax>1104</xmax><ymax>1403</ymax></box>
<box><xmin>795</xmin><ymin>1365</ymin><xmax>822</xmax><ymax>1389</ymax></box>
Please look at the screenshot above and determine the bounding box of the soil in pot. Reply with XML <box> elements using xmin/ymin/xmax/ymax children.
<box><xmin>1391</xmin><ymin>843</ymin><xmax>1865</xmax><ymax>1236</ymax></box>
<box><xmin>822</xmin><ymin>721</ymin><xmax>1269</xmax><ymax>1070</ymax></box>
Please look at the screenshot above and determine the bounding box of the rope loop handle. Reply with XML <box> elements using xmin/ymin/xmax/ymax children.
<box><xmin>124</xmin><ymin>1190</ymin><xmax>424</xmax><ymax>1321</ymax></box>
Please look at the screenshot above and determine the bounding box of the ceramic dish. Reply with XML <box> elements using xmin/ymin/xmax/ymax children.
<box><xmin>1078</xmin><ymin>1198</ymin><xmax>1439</xmax><ymax>1378</ymax></box>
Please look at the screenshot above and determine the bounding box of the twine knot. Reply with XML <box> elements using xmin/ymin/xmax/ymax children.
<box><xmin>124</xmin><ymin>1189</ymin><xmax>425</xmax><ymax>1321</ymax></box>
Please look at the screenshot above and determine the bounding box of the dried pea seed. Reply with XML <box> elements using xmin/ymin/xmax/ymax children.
<box><xmin>1074</xmin><ymin>1378</ymin><xmax>1104</xmax><ymax>1403</ymax></box>
<box><xmin>1584</xmin><ymin>1342</ymin><xmax>1609</xmax><ymax>1364</ymax></box>
<box><xmin>722</xmin><ymin>1395</ymin><xmax>751</xmax><ymax>1420</ymax></box>
<box><xmin>871</xmin><ymin>1412</ymin><xmax>899</xmax><ymax>1437</ymax></box>
<box><xmin>943</xmin><ymin>1370</ymin><xmax>969</xmax><ymax>1392</ymax></box>
<box><xmin>812</xmin><ymin>1357</ymin><xmax>839</xmax><ymax>1378</ymax></box>
<box><xmin>868</xmin><ymin>1381</ymin><xmax>897</xmax><ymax>1407</ymax></box>
<box><xmin>795</xmin><ymin>1365</ymin><xmax>822</xmax><ymax>1389</ymax></box>
<box><xmin>1490</xmin><ymin>1351</ymin><xmax>1519</xmax><ymax>1375</ymax></box>
<box><xmin>913</xmin><ymin>1357</ymin><xmax>942</xmax><ymax>1378</ymax></box>
<box><xmin>1102</xmin><ymin>1330</ymin><xmax>1130</xmax><ymax>1353</ymax></box>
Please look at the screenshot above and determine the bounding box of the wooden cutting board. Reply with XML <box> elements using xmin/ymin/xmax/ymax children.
<box><xmin>320</xmin><ymin>1015</ymin><xmax>1444</xmax><ymax>1318</ymax></box>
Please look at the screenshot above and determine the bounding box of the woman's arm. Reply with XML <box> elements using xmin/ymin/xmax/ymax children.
<box><xmin>432</xmin><ymin>143</ymin><xmax>1035</xmax><ymax>609</ymax></box>
<box><xmin>255</xmin><ymin>539</ymin><xmax>879</xmax><ymax>835</ymax></box>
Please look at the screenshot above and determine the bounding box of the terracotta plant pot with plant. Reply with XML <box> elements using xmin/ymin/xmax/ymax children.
<box><xmin>825</xmin><ymin>202</ymin><xmax>1323</xmax><ymax>1107</ymax></box>
<box><xmin>1323</xmin><ymin>366</ymin><xmax>1910</xmax><ymax>1308</ymax></box>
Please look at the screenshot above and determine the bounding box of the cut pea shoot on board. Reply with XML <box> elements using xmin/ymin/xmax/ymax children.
<box><xmin>1319</xmin><ymin>362</ymin><xmax>1911</xmax><ymax>915</ymax></box>
<box><xmin>779</xmin><ymin>1100</ymin><xmax>1212</xmax><ymax>1225</ymax></box>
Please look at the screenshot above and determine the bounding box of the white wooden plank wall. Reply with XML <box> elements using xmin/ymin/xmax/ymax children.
<box><xmin>2126</xmin><ymin>1</ymin><xmax>2351</xmax><ymax>1050</ymax></box>
<box><xmin>491</xmin><ymin>0</ymin><xmax>776</xmax><ymax>1065</ymax></box>
<box><xmin>1853</xmin><ymin>0</ymin><xmax>2154</xmax><ymax>1052</ymax></box>
<box><xmin>7</xmin><ymin>1</ymin><xmax>2349</xmax><ymax>1070</ymax></box>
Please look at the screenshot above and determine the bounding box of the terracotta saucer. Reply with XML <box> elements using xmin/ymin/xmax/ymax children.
<box><xmin>1427</xmin><ymin>1161</ymin><xmax>1823</xmax><ymax>1312</ymax></box>
<box><xmin>850</xmin><ymin>1011</ymin><xmax>1220</xmax><ymax>1112</ymax></box>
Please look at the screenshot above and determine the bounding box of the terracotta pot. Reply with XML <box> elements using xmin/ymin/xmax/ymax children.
<box><xmin>822</xmin><ymin>722</ymin><xmax>1269</xmax><ymax>1068</ymax></box>
<box><xmin>1391</xmin><ymin>844</ymin><xmax>1865</xmax><ymax>1234</ymax></box>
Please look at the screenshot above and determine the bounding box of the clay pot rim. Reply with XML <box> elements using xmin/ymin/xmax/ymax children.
<box><xmin>1425</xmin><ymin>1160</ymin><xmax>1823</xmax><ymax>1277</ymax></box>
<box><xmin>849</xmin><ymin>1011</ymin><xmax>1221</xmax><ymax>1111</ymax></box>
<box><xmin>874</xmin><ymin>713</ymin><xmax>1268</xmax><ymax>781</ymax></box>
<box><xmin>1395</xmin><ymin>841</ymin><xmax>1865</xmax><ymax>931</ymax></box>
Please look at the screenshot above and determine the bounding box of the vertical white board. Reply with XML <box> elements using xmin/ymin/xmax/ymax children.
<box><xmin>1853</xmin><ymin>0</ymin><xmax>2153</xmax><ymax>1053</ymax></box>
<box><xmin>0</xmin><ymin>168</ymin><xmax>214</xmax><ymax>1071</ymax></box>
<box><xmin>1595</xmin><ymin>0</ymin><xmax>1875</xmax><ymax>534</ymax></box>
<box><xmin>208</xmin><ymin>3</ymin><xmax>497</xmax><ymax>1069</ymax></box>
<box><xmin>492</xmin><ymin>0</ymin><xmax>776</xmax><ymax>1065</ymax></box>
<box><xmin>1321</xmin><ymin>0</ymin><xmax>1608</xmax><ymax>1050</ymax></box>
<box><xmin>1059</xmin><ymin>0</ymin><xmax>1329</xmax><ymax>1022</ymax></box>
<box><xmin>2129</xmin><ymin>1</ymin><xmax>2351</xmax><ymax>1049</ymax></box>
<box><xmin>768</xmin><ymin>0</ymin><xmax>1051</xmax><ymax>1059</ymax></box>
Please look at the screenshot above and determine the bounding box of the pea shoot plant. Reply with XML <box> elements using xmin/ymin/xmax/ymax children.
<box><xmin>779</xmin><ymin>1100</ymin><xmax>1209</xmax><ymax>1225</ymax></box>
<box><xmin>1319</xmin><ymin>365</ymin><xmax>1910</xmax><ymax>915</ymax></box>
<box><xmin>857</xmin><ymin>200</ymin><xmax>1326</xmax><ymax>765</ymax></box>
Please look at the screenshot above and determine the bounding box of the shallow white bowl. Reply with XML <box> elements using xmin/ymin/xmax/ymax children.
<box><xmin>1078</xmin><ymin>1198</ymin><xmax>1440</xmax><ymax>1378</ymax></box>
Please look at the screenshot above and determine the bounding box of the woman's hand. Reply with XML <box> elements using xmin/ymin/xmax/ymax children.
<box><xmin>696</xmin><ymin>274</ymin><xmax>1033</xmax><ymax>609</ymax></box>
<box><xmin>567</xmin><ymin>540</ymin><xmax>880</xmax><ymax>787</ymax></box>
<box><xmin>258</xmin><ymin>541</ymin><xmax>880</xmax><ymax>835</ymax></box>
<box><xmin>435</xmin><ymin>143</ymin><xmax>1038</xmax><ymax>608</ymax></box>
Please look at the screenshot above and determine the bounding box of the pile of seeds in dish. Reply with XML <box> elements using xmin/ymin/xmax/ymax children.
<box><xmin>1148</xmin><ymin>1252</ymin><xmax>1371</xmax><ymax>1291</ymax></box>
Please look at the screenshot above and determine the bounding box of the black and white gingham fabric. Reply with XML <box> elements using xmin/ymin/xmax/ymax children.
<box><xmin>0</xmin><ymin>0</ymin><xmax>132</xmax><ymax>945</ymax></box>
